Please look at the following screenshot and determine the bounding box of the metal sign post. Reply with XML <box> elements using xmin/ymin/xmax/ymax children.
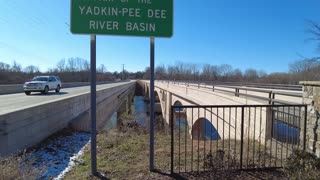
<box><xmin>149</xmin><ymin>37</ymin><xmax>155</xmax><ymax>171</ymax></box>
<box><xmin>90</xmin><ymin>34</ymin><xmax>97</xmax><ymax>176</ymax></box>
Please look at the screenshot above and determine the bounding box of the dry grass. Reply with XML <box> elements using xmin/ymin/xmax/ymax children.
<box><xmin>170</xmin><ymin>132</ymin><xmax>280</xmax><ymax>173</ymax></box>
<box><xmin>0</xmin><ymin>154</ymin><xmax>41</xmax><ymax>180</ymax></box>
<box><xmin>63</xmin><ymin>115</ymin><xmax>287</xmax><ymax>180</ymax></box>
<box><xmin>283</xmin><ymin>149</ymin><xmax>320</xmax><ymax>180</ymax></box>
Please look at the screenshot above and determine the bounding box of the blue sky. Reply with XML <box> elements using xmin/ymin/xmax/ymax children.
<box><xmin>0</xmin><ymin>0</ymin><xmax>319</xmax><ymax>73</ymax></box>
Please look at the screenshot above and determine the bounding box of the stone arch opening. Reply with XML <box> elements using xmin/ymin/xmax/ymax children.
<box><xmin>154</xmin><ymin>91</ymin><xmax>160</xmax><ymax>103</ymax></box>
<box><xmin>174</xmin><ymin>112</ymin><xmax>188</xmax><ymax>131</ymax></box>
<box><xmin>153</xmin><ymin>91</ymin><xmax>165</xmax><ymax>130</ymax></box>
<box><xmin>173</xmin><ymin>100</ymin><xmax>188</xmax><ymax>130</ymax></box>
<box><xmin>192</xmin><ymin>118</ymin><xmax>221</xmax><ymax>140</ymax></box>
<box><xmin>173</xmin><ymin>100</ymin><xmax>184</xmax><ymax>112</ymax></box>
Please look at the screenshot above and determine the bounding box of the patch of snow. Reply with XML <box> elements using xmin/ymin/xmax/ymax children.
<box><xmin>54</xmin><ymin>140</ymin><xmax>90</xmax><ymax>180</ymax></box>
<box><xmin>25</xmin><ymin>132</ymin><xmax>90</xmax><ymax>179</ymax></box>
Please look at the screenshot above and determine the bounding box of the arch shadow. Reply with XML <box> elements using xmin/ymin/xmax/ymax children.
<box><xmin>192</xmin><ymin>118</ymin><xmax>221</xmax><ymax>140</ymax></box>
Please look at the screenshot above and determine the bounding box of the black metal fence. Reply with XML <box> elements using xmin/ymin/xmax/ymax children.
<box><xmin>170</xmin><ymin>104</ymin><xmax>307</xmax><ymax>174</ymax></box>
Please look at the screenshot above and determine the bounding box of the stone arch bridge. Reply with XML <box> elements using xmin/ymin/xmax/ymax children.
<box><xmin>139</xmin><ymin>80</ymin><xmax>304</xmax><ymax>145</ymax></box>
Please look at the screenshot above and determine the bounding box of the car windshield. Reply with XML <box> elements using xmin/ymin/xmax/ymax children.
<box><xmin>32</xmin><ymin>77</ymin><xmax>48</xmax><ymax>81</ymax></box>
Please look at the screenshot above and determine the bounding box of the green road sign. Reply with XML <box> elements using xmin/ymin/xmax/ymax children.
<box><xmin>70</xmin><ymin>0</ymin><xmax>173</xmax><ymax>37</ymax></box>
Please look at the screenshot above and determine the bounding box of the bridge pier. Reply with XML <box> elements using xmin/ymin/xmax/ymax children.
<box><xmin>115</xmin><ymin>90</ymin><xmax>135</xmax><ymax>128</ymax></box>
<box><xmin>166</xmin><ymin>92</ymin><xmax>173</xmax><ymax>127</ymax></box>
<box><xmin>70</xmin><ymin>85</ymin><xmax>135</xmax><ymax>133</ymax></box>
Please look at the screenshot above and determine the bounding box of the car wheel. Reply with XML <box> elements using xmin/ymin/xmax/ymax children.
<box><xmin>44</xmin><ymin>86</ymin><xmax>49</xmax><ymax>94</ymax></box>
<box><xmin>25</xmin><ymin>91</ymin><xmax>31</xmax><ymax>95</ymax></box>
<box><xmin>55</xmin><ymin>85</ymin><xmax>60</xmax><ymax>93</ymax></box>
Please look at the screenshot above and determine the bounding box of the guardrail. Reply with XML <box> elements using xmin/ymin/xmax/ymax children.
<box><xmin>159</xmin><ymin>80</ymin><xmax>303</xmax><ymax>105</ymax></box>
<box><xmin>175</xmin><ymin>80</ymin><xmax>303</xmax><ymax>91</ymax></box>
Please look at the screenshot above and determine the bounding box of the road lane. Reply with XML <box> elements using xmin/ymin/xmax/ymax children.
<box><xmin>0</xmin><ymin>81</ymin><xmax>133</xmax><ymax>115</ymax></box>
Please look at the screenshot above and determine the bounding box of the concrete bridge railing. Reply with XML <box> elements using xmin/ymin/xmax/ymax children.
<box><xmin>0</xmin><ymin>80</ymin><xmax>127</xmax><ymax>95</ymax></box>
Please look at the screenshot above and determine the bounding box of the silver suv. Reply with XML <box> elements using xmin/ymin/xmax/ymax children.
<box><xmin>23</xmin><ymin>76</ymin><xmax>62</xmax><ymax>95</ymax></box>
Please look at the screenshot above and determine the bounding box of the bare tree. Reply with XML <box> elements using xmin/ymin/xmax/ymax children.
<box><xmin>258</xmin><ymin>70</ymin><xmax>267</xmax><ymax>78</ymax></box>
<box><xmin>229</xmin><ymin>68</ymin><xmax>243</xmax><ymax>81</ymax></box>
<box><xmin>97</xmin><ymin>64</ymin><xmax>106</xmax><ymax>73</ymax></box>
<box><xmin>307</xmin><ymin>21</ymin><xmax>320</xmax><ymax>52</ymax></box>
<box><xmin>289</xmin><ymin>59</ymin><xmax>320</xmax><ymax>73</ymax></box>
<box><xmin>11</xmin><ymin>61</ymin><xmax>22</xmax><ymax>72</ymax></box>
<box><xmin>24</xmin><ymin>65</ymin><xmax>40</xmax><ymax>74</ymax></box>
<box><xmin>191</xmin><ymin>63</ymin><xmax>200</xmax><ymax>81</ymax></box>
<box><xmin>244</xmin><ymin>68</ymin><xmax>258</xmax><ymax>81</ymax></box>
<box><xmin>219</xmin><ymin>64</ymin><xmax>233</xmax><ymax>81</ymax></box>
<box><xmin>0</xmin><ymin>62</ymin><xmax>10</xmax><ymax>72</ymax></box>
<box><xmin>66</xmin><ymin>58</ymin><xmax>76</xmax><ymax>72</ymax></box>
<box><xmin>155</xmin><ymin>64</ymin><xmax>166</xmax><ymax>80</ymax></box>
<box><xmin>56</xmin><ymin>59</ymin><xmax>66</xmax><ymax>72</ymax></box>
<box><xmin>143</xmin><ymin>67</ymin><xmax>151</xmax><ymax>79</ymax></box>
<box><xmin>210</xmin><ymin>65</ymin><xmax>220</xmax><ymax>81</ymax></box>
<box><xmin>201</xmin><ymin>64</ymin><xmax>212</xmax><ymax>81</ymax></box>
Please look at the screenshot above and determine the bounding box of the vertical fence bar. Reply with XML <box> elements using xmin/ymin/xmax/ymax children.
<box><xmin>292</xmin><ymin>107</ymin><xmax>296</xmax><ymax>149</ymax></box>
<box><xmin>235</xmin><ymin>107</ymin><xmax>237</xmax><ymax>169</ymax></box>
<box><xmin>203</xmin><ymin>108</ymin><xmax>206</xmax><ymax>171</ymax></box>
<box><xmin>191</xmin><ymin>108</ymin><xmax>194</xmax><ymax>172</ymax></box>
<box><xmin>170</xmin><ymin>106</ymin><xmax>174</xmax><ymax>174</ymax></box>
<box><xmin>280</xmin><ymin>107</ymin><xmax>283</xmax><ymax>166</ymax></box>
<box><xmin>223</xmin><ymin>108</ymin><xmax>225</xmax><ymax>153</ymax></box>
<box><xmin>259</xmin><ymin>107</ymin><xmax>262</xmax><ymax>168</ymax></box>
<box><xmin>210</xmin><ymin>107</ymin><xmax>213</xmax><ymax>153</ymax></box>
<box><xmin>246</xmin><ymin>107</ymin><xmax>251</xmax><ymax>168</ymax></box>
<box><xmin>197</xmin><ymin>107</ymin><xmax>200</xmax><ymax>172</ymax></box>
<box><xmin>178</xmin><ymin>108</ymin><xmax>181</xmax><ymax>173</ymax></box>
<box><xmin>185</xmin><ymin>108</ymin><xmax>187</xmax><ymax>172</ymax></box>
<box><xmin>252</xmin><ymin>107</ymin><xmax>256</xmax><ymax>168</ymax></box>
<box><xmin>216</xmin><ymin>108</ymin><xmax>219</xmax><ymax>155</ymax></box>
<box><xmin>286</xmin><ymin>107</ymin><xmax>289</xmax><ymax>159</ymax></box>
<box><xmin>264</xmin><ymin>107</ymin><xmax>267</xmax><ymax>167</ymax></box>
<box><xmin>240</xmin><ymin>107</ymin><xmax>245</xmax><ymax>169</ymax></box>
<box><xmin>303</xmin><ymin>105</ymin><xmax>307</xmax><ymax>151</ymax></box>
<box><xmin>269</xmin><ymin>107</ymin><xmax>274</xmax><ymax>167</ymax></box>
<box><xmin>275</xmin><ymin>107</ymin><xmax>279</xmax><ymax>167</ymax></box>
<box><xmin>298</xmin><ymin>107</ymin><xmax>301</xmax><ymax>148</ymax></box>
<box><xmin>228</xmin><ymin>107</ymin><xmax>231</xmax><ymax>168</ymax></box>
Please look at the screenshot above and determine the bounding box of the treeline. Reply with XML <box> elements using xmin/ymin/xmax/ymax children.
<box><xmin>142</xmin><ymin>58</ymin><xmax>320</xmax><ymax>84</ymax></box>
<box><xmin>1</xmin><ymin>57</ymin><xmax>319</xmax><ymax>85</ymax></box>
<box><xmin>0</xmin><ymin>58</ymin><xmax>143</xmax><ymax>84</ymax></box>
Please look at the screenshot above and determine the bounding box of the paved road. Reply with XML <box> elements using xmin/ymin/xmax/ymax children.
<box><xmin>0</xmin><ymin>81</ymin><xmax>133</xmax><ymax>115</ymax></box>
